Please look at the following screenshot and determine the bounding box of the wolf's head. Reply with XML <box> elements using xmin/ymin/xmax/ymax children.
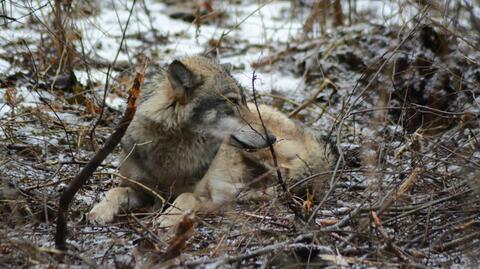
<box><xmin>138</xmin><ymin>56</ymin><xmax>247</xmax><ymax>139</ymax></box>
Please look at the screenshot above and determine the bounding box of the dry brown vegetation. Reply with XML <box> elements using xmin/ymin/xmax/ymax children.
<box><xmin>1</xmin><ymin>0</ymin><xmax>479</xmax><ymax>268</ymax></box>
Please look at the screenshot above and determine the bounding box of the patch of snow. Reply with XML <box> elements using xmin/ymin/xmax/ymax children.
<box><xmin>0</xmin><ymin>102</ymin><xmax>12</xmax><ymax>117</ymax></box>
<box><xmin>231</xmin><ymin>2</ymin><xmax>302</xmax><ymax>44</ymax></box>
<box><xmin>0</xmin><ymin>0</ymin><xmax>437</xmax><ymax>103</ymax></box>
<box><xmin>233</xmin><ymin>70</ymin><xmax>303</xmax><ymax>95</ymax></box>
<box><xmin>105</xmin><ymin>93</ymin><xmax>126</xmax><ymax>111</ymax></box>
<box><xmin>75</xmin><ymin>69</ymin><xmax>109</xmax><ymax>86</ymax></box>
<box><xmin>15</xmin><ymin>86</ymin><xmax>54</xmax><ymax>107</ymax></box>
<box><xmin>46</xmin><ymin>111</ymin><xmax>82</xmax><ymax>125</ymax></box>
<box><xmin>356</xmin><ymin>0</ymin><xmax>418</xmax><ymax>26</ymax></box>
<box><xmin>0</xmin><ymin>58</ymin><xmax>10</xmax><ymax>70</ymax></box>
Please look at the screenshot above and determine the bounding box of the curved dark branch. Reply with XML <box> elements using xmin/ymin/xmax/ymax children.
<box><xmin>55</xmin><ymin>72</ymin><xmax>143</xmax><ymax>249</ymax></box>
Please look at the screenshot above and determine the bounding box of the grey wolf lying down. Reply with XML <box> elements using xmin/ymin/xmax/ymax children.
<box><xmin>88</xmin><ymin>55</ymin><xmax>334</xmax><ymax>227</ymax></box>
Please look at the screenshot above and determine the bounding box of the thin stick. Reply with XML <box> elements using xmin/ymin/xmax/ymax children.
<box><xmin>90</xmin><ymin>0</ymin><xmax>137</xmax><ymax>147</ymax></box>
<box><xmin>250</xmin><ymin>71</ymin><xmax>305</xmax><ymax>222</ymax></box>
<box><xmin>54</xmin><ymin>72</ymin><xmax>144</xmax><ymax>249</ymax></box>
<box><xmin>288</xmin><ymin>78</ymin><xmax>332</xmax><ymax>118</ymax></box>
<box><xmin>186</xmin><ymin>234</ymin><xmax>330</xmax><ymax>267</ymax></box>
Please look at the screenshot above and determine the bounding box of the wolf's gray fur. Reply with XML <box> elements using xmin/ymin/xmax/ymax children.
<box><xmin>89</xmin><ymin>56</ymin><xmax>246</xmax><ymax>223</ymax></box>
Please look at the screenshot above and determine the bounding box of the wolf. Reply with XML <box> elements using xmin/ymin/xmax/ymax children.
<box><xmin>88</xmin><ymin>55</ymin><xmax>334</xmax><ymax>227</ymax></box>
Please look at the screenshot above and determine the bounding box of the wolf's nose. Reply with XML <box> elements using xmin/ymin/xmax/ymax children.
<box><xmin>265</xmin><ymin>133</ymin><xmax>276</xmax><ymax>146</ymax></box>
<box><xmin>229</xmin><ymin>125</ymin><xmax>276</xmax><ymax>150</ymax></box>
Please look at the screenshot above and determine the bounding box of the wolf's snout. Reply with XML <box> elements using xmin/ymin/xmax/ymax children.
<box><xmin>229</xmin><ymin>125</ymin><xmax>276</xmax><ymax>150</ymax></box>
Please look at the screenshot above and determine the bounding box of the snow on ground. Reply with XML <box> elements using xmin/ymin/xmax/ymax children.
<box><xmin>0</xmin><ymin>0</ymin><xmax>433</xmax><ymax>108</ymax></box>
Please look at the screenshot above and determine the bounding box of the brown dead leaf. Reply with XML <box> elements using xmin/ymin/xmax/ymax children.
<box><xmin>410</xmin><ymin>249</ymin><xmax>426</xmax><ymax>258</ymax></box>
<box><xmin>457</xmin><ymin>219</ymin><xmax>477</xmax><ymax>230</ymax></box>
<box><xmin>4</xmin><ymin>88</ymin><xmax>17</xmax><ymax>108</ymax></box>
<box><xmin>460</xmin><ymin>112</ymin><xmax>477</xmax><ymax>129</ymax></box>
<box><xmin>396</xmin><ymin>168</ymin><xmax>420</xmax><ymax>198</ymax></box>
<box><xmin>303</xmin><ymin>192</ymin><xmax>314</xmax><ymax>214</ymax></box>
<box><xmin>162</xmin><ymin>212</ymin><xmax>195</xmax><ymax>262</ymax></box>
<box><xmin>128</xmin><ymin>72</ymin><xmax>144</xmax><ymax>109</ymax></box>
<box><xmin>317</xmin><ymin>219</ymin><xmax>338</xmax><ymax>226</ymax></box>
<box><xmin>202</xmin><ymin>1</ymin><xmax>213</xmax><ymax>12</ymax></box>
<box><xmin>85</xmin><ymin>99</ymin><xmax>101</xmax><ymax>115</ymax></box>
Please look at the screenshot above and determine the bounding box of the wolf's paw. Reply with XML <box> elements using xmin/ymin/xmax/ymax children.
<box><xmin>155</xmin><ymin>213</ymin><xmax>184</xmax><ymax>228</ymax></box>
<box><xmin>88</xmin><ymin>202</ymin><xmax>116</xmax><ymax>224</ymax></box>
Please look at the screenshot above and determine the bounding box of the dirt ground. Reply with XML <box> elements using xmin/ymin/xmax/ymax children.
<box><xmin>1</xmin><ymin>0</ymin><xmax>480</xmax><ymax>268</ymax></box>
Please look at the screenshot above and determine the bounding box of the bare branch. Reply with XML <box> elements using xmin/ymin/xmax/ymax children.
<box><xmin>55</xmin><ymin>71</ymin><xmax>144</xmax><ymax>249</ymax></box>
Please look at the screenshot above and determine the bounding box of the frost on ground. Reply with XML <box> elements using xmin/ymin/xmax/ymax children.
<box><xmin>1</xmin><ymin>0</ymin><xmax>480</xmax><ymax>268</ymax></box>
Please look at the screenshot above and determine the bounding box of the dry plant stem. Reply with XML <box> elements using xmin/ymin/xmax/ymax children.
<box><xmin>384</xmin><ymin>189</ymin><xmax>472</xmax><ymax>225</ymax></box>
<box><xmin>338</xmin><ymin>6</ymin><xmax>429</xmax><ymax>131</ymax></box>
<box><xmin>0</xmin><ymin>3</ymin><xmax>49</xmax><ymax>27</ymax></box>
<box><xmin>94</xmin><ymin>172</ymin><xmax>166</xmax><ymax>206</ymax></box>
<box><xmin>260</xmin><ymin>93</ymin><xmax>320</xmax><ymax>115</ymax></box>
<box><xmin>52</xmin><ymin>0</ymin><xmax>74</xmax><ymax>73</ymax></box>
<box><xmin>251</xmin><ymin>71</ymin><xmax>305</xmax><ymax>222</ymax></box>
<box><xmin>426</xmin><ymin>230</ymin><xmax>480</xmax><ymax>252</ymax></box>
<box><xmin>288</xmin><ymin>78</ymin><xmax>332</xmax><ymax>118</ymax></box>
<box><xmin>346</xmin><ymin>168</ymin><xmax>419</xmax><ymax>241</ymax></box>
<box><xmin>370</xmin><ymin>212</ymin><xmax>427</xmax><ymax>269</ymax></box>
<box><xmin>251</xmin><ymin>37</ymin><xmax>343</xmax><ymax>69</ymax></box>
<box><xmin>54</xmin><ymin>72</ymin><xmax>143</xmax><ymax>249</ymax></box>
<box><xmin>250</xmin><ymin>49</ymin><xmax>292</xmax><ymax>69</ymax></box>
<box><xmin>378</xmin><ymin>167</ymin><xmax>420</xmax><ymax>215</ymax></box>
<box><xmin>371</xmin><ymin>211</ymin><xmax>409</xmax><ymax>262</ymax></box>
<box><xmin>22</xmin><ymin>40</ymin><xmax>75</xmax><ymax>159</ymax></box>
<box><xmin>186</xmin><ymin>234</ymin><xmax>329</xmax><ymax>267</ymax></box>
<box><xmin>303</xmin><ymin>0</ymin><xmax>326</xmax><ymax>34</ymax></box>
<box><xmin>39</xmin><ymin>247</ymin><xmax>100</xmax><ymax>269</ymax></box>
<box><xmin>0</xmin><ymin>14</ymin><xmax>16</xmax><ymax>22</ymax></box>
<box><xmin>217</xmin><ymin>1</ymin><xmax>271</xmax><ymax>46</ymax></box>
<box><xmin>425</xmin><ymin>6</ymin><xmax>480</xmax><ymax>52</ymax></box>
<box><xmin>0</xmin><ymin>233</ymin><xmax>99</xmax><ymax>268</ymax></box>
<box><xmin>89</xmin><ymin>0</ymin><xmax>137</xmax><ymax>147</ymax></box>
<box><xmin>333</xmin><ymin>0</ymin><xmax>344</xmax><ymax>27</ymax></box>
<box><xmin>129</xmin><ymin>212</ymin><xmax>161</xmax><ymax>244</ymax></box>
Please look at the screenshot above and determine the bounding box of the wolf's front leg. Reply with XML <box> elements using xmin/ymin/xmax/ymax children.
<box><xmin>155</xmin><ymin>193</ymin><xmax>202</xmax><ymax>228</ymax></box>
<box><xmin>88</xmin><ymin>187</ymin><xmax>146</xmax><ymax>224</ymax></box>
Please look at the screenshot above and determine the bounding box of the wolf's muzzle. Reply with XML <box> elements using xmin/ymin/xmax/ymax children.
<box><xmin>229</xmin><ymin>125</ymin><xmax>277</xmax><ymax>150</ymax></box>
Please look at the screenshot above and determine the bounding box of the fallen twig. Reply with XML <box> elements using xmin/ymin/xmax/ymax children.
<box><xmin>371</xmin><ymin>211</ymin><xmax>409</xmax><ymax>261</ymax></box>
<box><xmin>378</xmin><ymin>167</ymin><xmax>420</xmax><ymax>215</ymax></box>
<box><xmin>185</xmin><ymin>234</ymin><xmax>331</xmax><ymax>267</ymax></box>
<box><xmin>428</xmin><ymin>230</ymin><xmax>480</xmax><ymax>252</ymax></box>
<box><xmin>54</xmin><ymin>71</ymin><xmax>144</xmax><ymax>249</ymax></box>
<box><xmin>251</xmin><ymin>71</ymin><xmax>305</xmax><ymax>222</ymax></box>
<box><xmin>288</xmin><ymin>78</ymin><xmax>333</xmax><ymax>118</ymax></box>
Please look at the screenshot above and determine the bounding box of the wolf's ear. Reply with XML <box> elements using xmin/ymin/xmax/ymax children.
<box><xmin>167</xmin><ymin>60</ymin><xmax>201</xmax><ymax>102</ymax></box>
<box><xmin>221</xmin><ymin>63</ymin><xmax>233</xmax><ymax>73</ymax></box>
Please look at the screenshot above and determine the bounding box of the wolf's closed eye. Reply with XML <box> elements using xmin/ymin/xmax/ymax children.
<box><xmin>224</xmin><ymin>93</ymin><xmax>240</xmax><ymax>105</ymax></box>
<box><xmin>228</xmin><ymin>97</ymin><xmax>240</xmax><ymax>105</ymax></box>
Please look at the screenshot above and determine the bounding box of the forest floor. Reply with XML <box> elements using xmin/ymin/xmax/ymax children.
<box><xmin>1</xmin><ymin>0</ymin><xmax>480</xmax><ymax>268</ymax></box>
